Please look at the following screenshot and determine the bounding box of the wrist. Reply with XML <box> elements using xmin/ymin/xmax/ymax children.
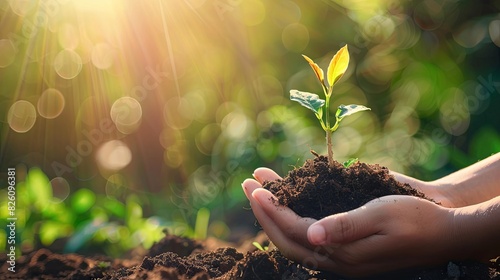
<box><xmin>425</xmin><ymin>180</ymin><xmax>461</xmax><ymax>208</ymax></box>
<box><xmin>450</xmin><ymin>197</ymin><xmax>500</xmax><ymax>261</ymax></box>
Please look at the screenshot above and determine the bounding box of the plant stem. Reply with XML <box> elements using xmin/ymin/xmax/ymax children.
<box><xmin>324</xmin><ymin>94</ymin><xmax>334</xmax><ymax>167</ymax></box>
<box><xmin>326</xmin><ymin>130</ymin><xmax>333</xmax><ymax>167</ymax></box>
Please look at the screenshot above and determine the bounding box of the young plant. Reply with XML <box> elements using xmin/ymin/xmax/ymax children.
<box><xmin>290</xmin><ymin>45</ymin><xmax>370</xmax><ymax>167</ymax></box>
<box><xmin>342</xmin><ymin>157</ymin><xmax>358</xmax><ymax>168</ymax></box>
<box><xmin>252</xmin><ymin>241</ymin><xmax>269</xmax><ymax>251</ymax></box>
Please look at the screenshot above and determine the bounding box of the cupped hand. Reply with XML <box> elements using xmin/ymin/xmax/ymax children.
<box><xmin>242</xmin><ymin>168</ymin><xmax>459</xmax><ymax>277</ymax></box>
<box><xmin>390</xmin><ymin>171</ymin><xmax>455</xmax><ymax>207</ymax></box>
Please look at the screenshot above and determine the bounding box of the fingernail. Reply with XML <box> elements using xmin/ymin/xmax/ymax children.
<box><xmin>308</xmin><ymin>224</ymin><xmax>326</xmax><ymax>245</ymax></box>
<box><xmin>241</xmin><ymin>180</ymin><xmax>252</xmax><ymax>200</ymax></box>
<box><xmin>252</xmin><ymin>172</ymin><xmax>261</xmax><ymax>182</ymax></box>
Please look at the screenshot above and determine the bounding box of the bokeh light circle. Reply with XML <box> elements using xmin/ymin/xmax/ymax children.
<box><xmin>393</xmin><ymin>16</ymin><xmax>420</xmax><ymax>49</ymax></box>
<box><xmin>110</xmin><ymin>97</ymin><xmax>142</xmax><ymax>134</ymax></box>
<box><xmin>54</xmin><ymin>49</ymin><xmax>83</xmax><ymax>79</ymax></box>
<box><xmin>37</xmin><ymin>88</ymin><xmax>65</xmax><ymax>119</ymax></box>
<box><xmin>453</xmin><ymin>21</ymin><xmax>487</xmax><ymax>48</ymax></box>
<box><xmin>439</xmin><ymin>88</ymin><xmax>470</xmax><ymax>136</ymax></box>
<box><xmin>195</xmin><ymin>123</ymin><xmax>221</xmax><ymax>155</ymax></box>
<box><xmin>105</xmin><ymin>174</ymin><xmax>126</xmax><ymax>198</ymax></box>
<box><xmin>272</xmin><ymin>0</ymin><xmax>301</xmax><ymax>27</ymax></box>
<box><xmin>363</xmin><ymin>15</ymin><xmax>395</xmax><ymax>42</ymax></box>
<box><xmin>0</xmin><ymin>39</ymin><xmax>16</xmax><ymax>68</ymax></box>
<box><xmin>489</xmin><ymin>20</ymin><xmax>500</xmax><ymax>47</ymax></box>
<box><xmin>96</xmin><ymin>140</ymin><xmax>132</xmax><ymax>171</ymax></box>
<box><xmin>281</xmin><ymin>23</ymin><xmax>309</xmax><ymax>52</ymax></box>
<box><xmin>221</xmin><ymin>112</ymin><xmax>253</xmax><ymax>139</ymax></box>
<box><xmin>8</xmin><ymin>100</ymin><xmax>37</xmax><ymax>133</ymax></box>
<box><xmin>91</xmin><ymin>43</ymin><xmax>115</xmax><ymax>70</ymax></box>
<box><xmin>240</xmin><ymin>0</ymin><xmax>266</xmax><ymax>26</ymax></box>
<box><xmin>50</xmin><ymin>177</ymin><xmax>70</xmax><ymax>202</ymax></box>
<box><xmin>163</xmin><ymin>97</ymin><xmax>192</xmax><ymax>129</ymax></box>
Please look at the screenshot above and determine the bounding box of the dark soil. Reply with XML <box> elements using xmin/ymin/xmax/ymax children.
<box><xmin>2</xmin><ymin>154</ymin><xmax>499</xmax><ymax>279</ymax></box>
<box><xmin>263</xmin><ymin>153</ymin><xmax>429</xmax><ymax>220</ymax></box>
<box><xmin>2</xmin><ymin>233</ymin><xmax>499</xmax><ymax>279</ymax></box>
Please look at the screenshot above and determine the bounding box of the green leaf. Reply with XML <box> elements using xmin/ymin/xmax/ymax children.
<box><xmin>39</xmin><ymin>221</ymin><xmax>71</xmax><ymax>246</ymax></box>
<box><xmin>336</xmin><ymin>104</ymin><xmax>371</xmax><ymax>121</ymax></box>
<box><xmin>327</xmin><ymin>45</ymin><xmax>350</xmax><ymax>87</ymax></box>
<box><xmin>71</xmin><ymin>188</ymin><xmax>96</xmax><ymax>213</ymax></box>
<box><xmin>252</xmin><ymin>241</ymin><xmax>264</xmax><ymax>251</ymax></box>
<box><xmin>252</xmin><ymin>241</ymin><xmax>268</xmax><ymax>251</ymax></box>
<box><xmin>194</xmin><ymin>207</ymin><xmax>210</xmax><ymax>240</ymax></box>
<box><xmin>343</xmin><ymin>158</ymin><xmax>358</xmax><ymax>168</ymax></box>
<box><xmin>290</xmin><ymin>90</ymin><xmax>325</xmax><ymax>114</ymax></box>
<box><xmin>102</xmin><ymin>197</ymin><xmax>126</xmax><ymax>218</ymax></box>
<box><xmin>26</xmin><ymin>168</ymin><xmax>52</xmax><ymax>210</ymax></box>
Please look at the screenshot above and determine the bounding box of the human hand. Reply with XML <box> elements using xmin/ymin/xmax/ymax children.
<box><xmin>390</xmin><ymin>171</ymin><xmax>455</xmax><ymax>208</ymax></box>
<box><xmin>242</xmin><ymin>168</ymin><xmax>460</xmax><ymax>277</ymax></box>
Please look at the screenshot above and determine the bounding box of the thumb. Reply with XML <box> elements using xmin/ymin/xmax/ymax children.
<box><xmin>307</xmin><ymin>205</ymin><xmax>382</xmax><ymax>246</ymax></box>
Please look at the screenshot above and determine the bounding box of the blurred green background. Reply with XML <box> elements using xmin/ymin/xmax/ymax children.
<box><xmin>1</xmin><ymin>0</ymin><xmax>499</xmax><ymax>256</ymax></box>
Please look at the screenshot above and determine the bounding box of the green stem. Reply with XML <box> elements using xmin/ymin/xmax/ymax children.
<box><xmin>325</xmin><ymin>94</ymin><xmax>334</xmax><ymax>167</ymax></box>
<box><xmin>331</xmin><ymin>117</ymin><xmax>340</xmax><ymax>132</ymax></box>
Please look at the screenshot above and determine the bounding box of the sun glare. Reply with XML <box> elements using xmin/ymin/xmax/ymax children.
<box><xmin>70</xmin><ymin>0</ymin><xmax>121</xmax><ymax>13</ymax></box>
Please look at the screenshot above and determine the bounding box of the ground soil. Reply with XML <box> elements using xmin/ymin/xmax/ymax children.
<box><xmin>2</xmin><ymin>154</ymin><xmax>499</xmax><ymax>279</ymax></box>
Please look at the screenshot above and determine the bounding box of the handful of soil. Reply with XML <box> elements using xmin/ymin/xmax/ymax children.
<box><xmin>263</xmin><ymin>153</ymin><xmax>429</xmax><ymax>220</ymax></box>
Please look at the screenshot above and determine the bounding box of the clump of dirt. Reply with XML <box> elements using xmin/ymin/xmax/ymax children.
<box><xmin>147</xmin><ymin>229</ymin><xmax>204</xmax><ymax>257</ymax></box>
<box><xmin>223</xmin><ymin>249</ymin><xmax>312</xmax><ymax>280</ymax></box>
<box><xmin>264</xmin><ymin>154</ymin><xmax>429</xmax><ymax>219</ymax></box>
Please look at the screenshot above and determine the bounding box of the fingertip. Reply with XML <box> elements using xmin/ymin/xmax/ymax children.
<box><xmin>307</xmin><ymin>224</ymin><xmax>326</xmax><ymax>245</ymax></box>
<box><xmin>241</xmin><ymin>179</ymin><xmax>261</xmax><ymax>200</ymax></box>
<box><xmin>242</xmin><ymin>178</ymin><xmax>257</xmax><ymax>188</ymax></box>
<box><xmin>253</xmin><ymin>167</ymin><xmax>281</xmax><ymax>183</ymax></box>
<box><xmin>251</xmin><ymin>188</ymin><xmax>274</xmax><ymax>203</ymax></box>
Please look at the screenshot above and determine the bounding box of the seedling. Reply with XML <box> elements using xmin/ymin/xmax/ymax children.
<box><xmin>97</xmin><ymin>261</ymin><xmax>111</xmax><ymax>268</ymax></box>
<box><xmin>290</xmin><ymin>45</ymin><xmax>370</xmax><ymax>167</ymax></box>
<box><xmin>342</xmin><ymin>158</ymin><xmax>358</xmax><ymax>168</ymax></box>
<box><xmin>252</xmin><ymin>241</ymin><xmax>269</xmax><ymax>251</ymax></box>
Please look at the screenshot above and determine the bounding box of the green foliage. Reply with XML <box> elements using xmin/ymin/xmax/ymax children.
<box><xmin>26</xmin><ymin>167</ymin><xmax>52</xmax><ymax>211</ymax></box>
<box><xmin>469</xmin><ymin>127</ymin><xmax>500</xmax><ymax>160</ymax></box>
<box><xmin>97</xmin><ymin>262</ymin><xmax>111</xmax><ymax>268</ymax></box>
<box><xmin>194</xmin><ymin>207</ymin><xmax>210</xmax><ymax>240</ymax></box>
<box><xmin>252</xmin><ymin>241</ymin><xmax>269</xmax><ymax>251</ymax></box>
<box><xmin>71</xmin><ymin>188</ymin><xmax>96</xmax><ymax>213</ymax></box>
<box><xmin>0</xmin><ymin>168</ymin><xmax>167</xmax><ymax>256</ymax></box>
<box><xmin>290</xmin><ymin>45</ymin><xmax>370</xmax><ymax>165</ymax></box>
<box><xmin>342</xmin><ymin>158</ymin><xmax>358</xmax><ymax>168</ymax></box>
<box><xmin>289</xmin><ymin>90</ymin><xmax>325</xmax><ymax>115</ymax></box>
<box><xmin>336</xmin><ymin>105</ymin><xmax>371</xmax><ymax>122</ymax></box>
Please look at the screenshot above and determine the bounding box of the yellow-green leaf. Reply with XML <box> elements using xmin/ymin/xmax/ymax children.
<box><xmin>302</xmin><ymin>54</ymin><xmax>325</xmax><ymax>86</ymax></box>
<box><xmin>327</xmin><ymin>45</ymin><xmax>350</xmax><ymax>87</ymax></box>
